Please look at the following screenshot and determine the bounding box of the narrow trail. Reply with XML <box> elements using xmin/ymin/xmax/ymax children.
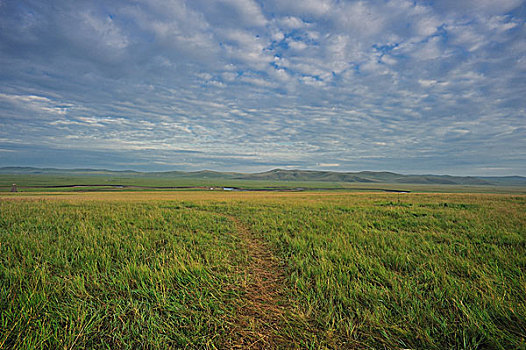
<box><xmin>202</xmin><ymin>210</ymin><xmax>292</xmax><ymax>349</ymax></box>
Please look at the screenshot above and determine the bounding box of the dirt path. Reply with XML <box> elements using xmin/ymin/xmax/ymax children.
<box><xmin>209</xmin><ymin>211</ymin><xmax>292</xmax><ymax>349</ymax></box>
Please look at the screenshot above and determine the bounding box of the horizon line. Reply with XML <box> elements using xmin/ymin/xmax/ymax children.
<box><xmin>0</xmin><ymin>166</ymin><xmax>525</xmax><ymax>178</ymax></box>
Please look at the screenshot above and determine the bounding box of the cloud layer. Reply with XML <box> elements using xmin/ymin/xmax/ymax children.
<box><xmin>1</xmin><ymin>0</ymin><xmax>525</xmax><ymax>175</ymax></box>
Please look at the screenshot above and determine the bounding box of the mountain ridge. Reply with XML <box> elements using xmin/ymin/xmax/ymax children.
<box><xmin>1</xmin><ymin>167</ymin><xmax>525</xmax><ymax>186</ymax></box>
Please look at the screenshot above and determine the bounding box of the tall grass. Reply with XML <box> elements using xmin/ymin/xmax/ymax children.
<box><xmin>0</xmin><ymin>200</ymin><xmax>245</xmax><ymax>349</ymax></box>
<box><xmin>1</xmin><ymin>192</ymin><xmax>525</xmax><ymax>348</ymax></box>
<box><xmin>220</xmin><ymin>194</ymin><xmax>526</xmax><ymax>348</ymax></box>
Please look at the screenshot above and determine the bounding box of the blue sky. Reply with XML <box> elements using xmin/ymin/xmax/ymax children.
<box><xmin>1</xmin><ymin>0</ymin><xmax>525</xmax><ymax>175</ymax></box>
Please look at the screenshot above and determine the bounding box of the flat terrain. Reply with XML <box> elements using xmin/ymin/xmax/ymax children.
<box><xmin>2</xmin><ymin>172</ymin><xmax>526</xmax><ymax>194</ymax></box>
<box><xmin>1</xmin><ymin>191</ymin><xmax>525</xmax><ymax>349</ymax></box>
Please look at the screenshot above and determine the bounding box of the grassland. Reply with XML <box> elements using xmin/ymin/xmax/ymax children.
<box><xmin>2</xmin><ymin>174</ymin><xmax>526</xmax><ymax>194</ymax></box>
<box><xmin>1</xmin><ymin>191</ymin><xmax>525</xmax><ymax>349</ymax></box>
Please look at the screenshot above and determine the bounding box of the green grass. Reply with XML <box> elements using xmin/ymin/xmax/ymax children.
<box><xmin>0</xmin><ymin>200</ymin><xmax>246</xmax><ymax>348</ymax></box>
<box><xmin>219</xmin><ymin>194</ymin><xmax>526</xmax><ymax>348</ymax></box>
<box><xmin>2</xmin><ymin>174</ymin><xmax>525</xmax><ymax>193</ymax></box>
<box><xmin>1</xmin><ymin>192</ymin><xmax>525</xmax><ymax>348</ymax></box>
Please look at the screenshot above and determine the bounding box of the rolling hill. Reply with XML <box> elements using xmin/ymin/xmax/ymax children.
<box><xmin>1</xmin><ymin>167</ymin><xmax>525</xmax><ymax>186</ymax></box>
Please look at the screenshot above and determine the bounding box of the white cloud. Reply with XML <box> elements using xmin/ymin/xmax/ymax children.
<box><xmin>197</xmin><ymin>72</ymin><xmax>213</xmax><ymax>80</ymax></box>
<box><xmin>318</xmin><ymin>163</ymin><xmax>340</xmax><ymax>167</ymax></box>
<box><xmin>270</xmin><ymin>0</ymin><xmax>334</xmax><ymax>18</ymax></box>
<box><xmin>81</xmin><ymin>12</ymin><xmax>128</xmax><ymax>50</ymax></box>
<box><xmin>434</xmin><ymin>0</ymin><xmax>523</xmax><ymax>16</ymax></box>
<box><xmin>221</xmin><ymin>71</ymin><xmax>238</xmax><ymax>81</ymax></box>
<box><xmin>412</xmin><ymin>36</ymin><xmax>446</xmax><ymax>60</ymax></box>
<box><xmin>487</xmin><ymin>15</ymin><xmax>520</xmax><ymax>32</ymax></box>
<box><xmin>221</xmin><ymin>0</ymin><xmax>267</xmax><ymax>27</ymax></box>
<box><xmin>0</xmin><ymin>0</ymin><xmax>524</xmax><ymax>175</ymax></box>
<box><xmin>221</xmin><ymin>29</ymin><xmax>273</xmax><ymax>70</ymax></box>
<box><xmin>0</xmin><ymin>93</ymin><xmax>70</xmax><ymax>116</ymax></box>
<box><xmin>381</xmin><ymin>55</ymin><xmax>397</xmax><ymax>65</ymax></box>
<box><xmin>301</xmin><ymin>76</ymin><xmax>325</xmax><ymax>86</ymax></box>
<box><xmin>418</xmin><ymin>79</ymin><xmax>437</xmax><ymax>87</ymax></box>
<box><xmin>279</xmin><ymin>16</ymin><xmax>309</xmax><ymax>29</ymax></box>
<box><xmin>415</xmin><ymin>16</ymin><xmax>441</xmax><ymax>36</ymax></box>
<box><xmin>336</xmin><ymin>1</ymin><xmax>386</xmax><ymax>37</ymax></box>
<box><xmin>207</xmin><ymin>80</ymin><xmax>225</xmax><ymax>88</ymax></box>
<box><xmin>121</xmin><ymin>0</ymin><xmax>218</xmax><ymax>60</ymax></box>
<box><xmin>239</xmin><ymin>75</ymin><xmax>276</xmax><ymax>87</ymax></box>
<box><xmin>447</xmin><ymin>24</ymin><xmax>486</xmax><ymax>52</ymax></box>
<box><xmin>288</xmin><ymin>39</ymin><xmax>308</xmax><ymax>51</ymax></box>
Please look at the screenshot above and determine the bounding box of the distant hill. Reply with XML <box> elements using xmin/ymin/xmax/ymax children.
<box><xmin>1</xmin><ymin>167</ymin><xmax>525</xmax><ymax>186</ymax></box>
<box><xmin>0</xmin><ymin>167</ymin><xmax>139</xmax><ymax>176</ymax></box>
<box><xmin>235</xmin><ymin>169</ymin><xmax>376</xmax><ymax>182</ymax></box>
<box><xmin>477</xmin><ymin>176</ymin><xmax>526</xmax><ymax>186</ymax></box>
<box><xmin>235</xmin><ymin>169</ymin><xmax>499</xmax><ymax>185</ymax></box>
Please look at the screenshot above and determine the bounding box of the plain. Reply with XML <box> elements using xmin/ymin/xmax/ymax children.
<box><xmin>0</xmin><ymin>191</ymin><xmax>525</xmax><ymax>349</ymax></box>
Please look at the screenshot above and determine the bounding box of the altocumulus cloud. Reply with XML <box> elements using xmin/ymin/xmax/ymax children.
<box><xmin>0</xmin><ymin>0</ymin><xmax>525</xmax><ymax>175</ymax></box>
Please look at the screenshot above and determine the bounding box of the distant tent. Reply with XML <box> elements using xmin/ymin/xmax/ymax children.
<box><xmin>11</xmin><ymin>184</ymin><xmax>17</xmax><ymax>192</ymax></box>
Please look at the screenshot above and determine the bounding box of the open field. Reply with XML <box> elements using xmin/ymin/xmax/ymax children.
<box><xmin>1</xmin><ymin>191</ymin><xmax>525</xmax><ymax>349</ymax></box>
<box><xmin>2</xmin><ymin>174</ymin><xmax>526</xmax><ymax>194</ymax></box>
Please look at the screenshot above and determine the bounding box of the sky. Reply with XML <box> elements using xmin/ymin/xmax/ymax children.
<box><xmin>0</xmin><ymin>0</ymin><xmax>525</xmax><ymax>176</ymax></box>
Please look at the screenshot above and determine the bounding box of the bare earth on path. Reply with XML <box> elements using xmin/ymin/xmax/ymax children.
<box><xmin>210</xmin><ymin>211</ymin><xmax>293</xmax><ymax>349</ymax></box>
